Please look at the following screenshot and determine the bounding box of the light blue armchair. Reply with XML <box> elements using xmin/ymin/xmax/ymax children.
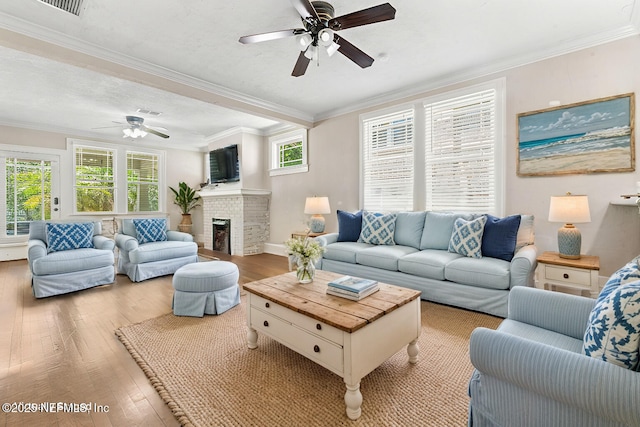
<box><xmin>115</xmin><ymin>218</ymin><xmax>198</xmax><ymax>282</ymax></box>
<box><xmin>468</xmin><ymin>286</ymin><xmax>640</xmax><ymax>427</ymax></box>
<box><xmin>27</xmin><ymin>220</ymin><xmax>115</xmax><ymax>298</ymax></box>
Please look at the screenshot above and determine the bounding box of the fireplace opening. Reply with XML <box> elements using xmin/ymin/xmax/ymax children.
<box><xmin>212</xmin><ymin>218</ymin><xmax>231</xmax><ymax>254</ymax></box>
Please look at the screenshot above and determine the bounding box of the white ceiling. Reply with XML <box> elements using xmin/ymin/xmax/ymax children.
<box><xmin>0</xmin><ymin>0</ymin><xmax>638</xmax><ymax>150</ymax></box>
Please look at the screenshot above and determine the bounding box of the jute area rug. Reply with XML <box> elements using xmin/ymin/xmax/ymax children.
<box><xmin>115</xmin><ymin>294</ymin><xmax>501</xmax><ymax>427</ymax></box>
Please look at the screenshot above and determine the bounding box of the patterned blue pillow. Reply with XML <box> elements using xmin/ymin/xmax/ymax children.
<box><xmin>133</xmin><ymin>218</ymin><xmax>167</xmax><ymax>244</ymax></box>
<box><xmin>583</xmin><ymin>280</ymin><xmax>640</xmax><ymax>370</ymax></box>
<box><xmin>46</xmin><ymin>222</ymin><xmax>95</xmax><ymax>253</ymax></box>
<box><xmin>448</xmin><ymin>216</ymin><xmax>487</xmax><ymax>258</ymax></box>
<box><xmin>358</xmin><ymin>211</ymin><xmax>397</xmax><ymax>245</ymax></box>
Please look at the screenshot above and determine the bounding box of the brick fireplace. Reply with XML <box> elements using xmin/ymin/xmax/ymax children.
<box><xmin>200</xmin><ymin>189</ymin><xmax>271</xmax><ymax>256</ymax></box>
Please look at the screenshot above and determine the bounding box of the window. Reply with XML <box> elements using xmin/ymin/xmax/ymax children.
<box><xmin>269</xmin><ymin>129</ymin><xmax>308</xmax><ymax>176</ymax></box>
<box><xmin>424</xmin><ymin>85</ymin><xmax>500</xmax><ymax>213</ymax></box>
<box><xmin>71</xmin><ymin>140</ymin><xmax>165</xmax><ymax>214</ymax></box>
<box><xmin>74</xmin><ymin>146</ymin><xmax>115</xmax><ymax>213</ymax></box>
<box><xmin>127</xmin><ymin>151</ymin><xmax>159</xmax><ymax>212</ymax></box>
<box><xmin>360</xmin><ymin>79</ymin><xmax>504</xmax><ymax>214</ymax></box>
<box><xmin>361</xmin><ymin>108</ymin><xmax>414</xmax><ymax>212</ymax></box>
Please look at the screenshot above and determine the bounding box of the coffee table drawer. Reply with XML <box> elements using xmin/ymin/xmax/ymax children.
<box><xmin>250</xmin><ymin>294</ymin><xmax>343</xmax><ymax>345</ymax></box>
<box><xmin>250</xmin><ymin>306</ymin><xmax>344</xmax><ymax>374</ymax></box>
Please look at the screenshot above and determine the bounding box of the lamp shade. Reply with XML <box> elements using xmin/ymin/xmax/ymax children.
<box><xmin>304</xmin><ymin>196</ymin><xmax>331</xmax><ymax>215</ymax></box>
<box><xmin>548</xmin><ymin>195</ymin><xmax>591</xmax><ymax>224</ymax></box>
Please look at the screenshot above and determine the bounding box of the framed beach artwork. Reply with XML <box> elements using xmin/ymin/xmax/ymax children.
<box><xmin>517</xmin><ymin>93</ymin><xmax>635</xmax><ymax>176</ymax></box>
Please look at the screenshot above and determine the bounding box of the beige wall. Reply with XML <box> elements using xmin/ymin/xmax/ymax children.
<box><xmin>268</xmin><ymin>36</ymin><xmax>640</xmax><ymax>276</ymax></box>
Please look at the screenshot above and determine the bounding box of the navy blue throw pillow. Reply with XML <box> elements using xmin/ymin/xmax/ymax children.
<box><xmin>481</xmin><ymin>214</ymin><xmax>521</xmax><ymax>261</ymax></box>
<box><xmin>337</xmin><ymin>210</ymin><xmax>363</xmax><ymax>242</ymax></box>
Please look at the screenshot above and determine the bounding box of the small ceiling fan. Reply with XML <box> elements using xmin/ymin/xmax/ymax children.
<box><xmin>238</xmin><ymin>0</ymin><xmax>396</xmax><ymax>77</ymax></box>
<box><xmin>95</xmin><ymin>116</ymin><xmax>170</xmax><ymax>139</ymax></box>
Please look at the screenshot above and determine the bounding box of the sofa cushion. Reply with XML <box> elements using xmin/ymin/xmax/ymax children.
<box><xmin>394</xmin><ymin>212</ymin><xmax>426</xmax><ymax>249</ymax></box>
<box><xmin>515</xmin><ymin>214</ymin><xmax>535</xmax><ymax>251</ymax></box>
<box><xmin>356</xmin><ymin>245</ymin><xmax>418</xmax><ymax>271</ymax></box>
<box><xmin>398</xmin><ymin>249</ymin><xmax>463</xmax><ymax>280</ymax></box>
<box><xmin>445</xmin><ymin>256</ymin><xmax>511</xmax><ymax>290</ymax></box>
<box><xmin>448</xmin><ymin>216</ymin><xmax>487</xmax><ymax>258</ymax></box>
<box><xmin>32</xmin><ymin>248</ymin><xmax>114</xmax><ymax>275</ymax></box>
<box><xmin>129</xmin><ymin>241</ymin><xmax>198</xmax><ymax>264</ymax></box>
<box><xmin>337</xmin><ymin>210</ymin><xmax>363</xmax><ymax>242</ymax></box>
<box><xmin>359</xmin><ymin>211</ymin><xmax>397</xmax><ymax>245</ymax></box>
<box><xmin>583</xmin><ymin>280</ymin><xmax>640</xmax><ymax>370</ymax></box>
<box><xmin>46</xmin><ymin>222</ymin><xmax>95</xmax><ymax>253</ymax></box>
<box><xmin>133</xmin><ymin>218</ymin><xmax>168</xmax><ymax>244</ymax></box>
<box><xmin>482</xmin><ymin>214</ymin><xmax>521</xmax><ymax>261</ymax></box>
<box><xmin>323</xmin><ymin>242</ymin><xmax>372</xmax><ymax>264</ymax></box>
<box><xmin>420</xmin><ymin>212</ymin><xmax>476</xmax><ymax>250</ymax></box>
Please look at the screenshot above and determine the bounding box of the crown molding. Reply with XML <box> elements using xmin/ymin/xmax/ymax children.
<box><xmin>0</xmin><ymin>12</ymin><xmax>314</xmax><ymax>125</ymax></box>
<box><xmin>315</xmin><ymin>24</ymin><xmax>640</xmax><ymax>122</ymax></box>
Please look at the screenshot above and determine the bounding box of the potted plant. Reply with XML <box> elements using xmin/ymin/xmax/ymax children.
<box><xmin>169</xmin><ymin>182</ymin><xmax>201</xmax><ymax>233</ymax></box>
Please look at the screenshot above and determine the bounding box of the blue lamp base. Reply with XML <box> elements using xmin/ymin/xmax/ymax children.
<box><xmin>558</xmin><ymin>224</ymin><xmax>581</xmax><ymax>259</ymax></box>
<box><xmin>309</xmin><ymin>215</ymin><xmax>325</xmax><ymax>233</ymax></box>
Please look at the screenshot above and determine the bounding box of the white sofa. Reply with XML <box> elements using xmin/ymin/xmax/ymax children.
<box><xmin>317</xmin><ymin>211</ymin><xmax>537</xmax><ymax>318</ymax></box>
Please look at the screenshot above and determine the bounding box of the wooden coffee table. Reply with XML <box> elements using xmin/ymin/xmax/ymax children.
<box><xmin>244</xmin><ymin>270</ymin><xmax>421</xmax><ymax>420</ymax></box>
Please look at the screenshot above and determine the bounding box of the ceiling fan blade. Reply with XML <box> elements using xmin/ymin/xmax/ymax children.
<box><xmin>290</xmin><ymin>0</ymin><xmax>319</xmax><ymax>21</ymax></box>
<box><xmin>143</xmin><ymin>126</ymin><xmax>170</xmax><ymax>139</ymax></box>
<box><xmin>335</xmin><ymin>36</ymin><xmax>374</xmax><ymax>68</ymax></box>
<box><xmin>292</xmin><ymin>51</ymin><xmax>311</xmax><ymax>77</ymax></box>
<box><xmin>328</xmin><ymin>3</ymin><xmax>396</xmax><ymax>31</ymax></box>
<box><xmin>239</xmin><ymin>29</ymin><xmax>303</xmax><ymax>44</ymax></box>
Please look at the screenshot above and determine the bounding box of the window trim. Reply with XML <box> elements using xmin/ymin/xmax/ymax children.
<box><xmin>269</xmin><ymin>129</ymin><xmax>309</xmax><ymax>177</ymax></box>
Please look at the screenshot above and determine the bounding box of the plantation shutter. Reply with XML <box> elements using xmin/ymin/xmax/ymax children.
<box><xmin>127</xmin><ymin>151</ymin><xmax>159</xmax><ymax>212</ymax></box>
<box><xmin>362</xmin><ymin>108</ymin><xmax>414</xmax><ymax>212</ymax></box>
<box><xmin>74</xmin><ymin>146</ymin><xmax>115</xmax><ymax>213</ymax></box>
<box><xmin>424</xmin><ymin>89</ymin><xmax>496</xmax><ymax>213</ymax></box>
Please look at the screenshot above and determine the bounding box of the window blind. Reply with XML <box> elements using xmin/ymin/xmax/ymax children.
<box><xmin>127</xmin><ymin>151</ymin><xmax>159</xmax><ymax>212</ymax></box>
<box><xmin>424</xmin><ymin>89</ymin><xmax>496</xmax><ymax>213</ymax></box>
<box><xmin>74</xmin><ymin>146</ymin><xmax>115</xmax><ymax>213</ymax></box>
<box><xmin>362</xmin><ymin>109</ymin><xmax>414</xmax><ymax>212</ymax></box>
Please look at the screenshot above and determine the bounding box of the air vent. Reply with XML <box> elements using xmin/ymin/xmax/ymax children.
<box><xmin>37</xmin><ymin>0</ymin><xmax>84</xmax><ymax>16</ymax></box>
<box><xmin>136</xmin><ymin>108</ymin><xmax>162</xmax><ymax>116</ymax></box>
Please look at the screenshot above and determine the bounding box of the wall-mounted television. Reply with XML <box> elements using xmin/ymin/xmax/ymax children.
<box><xmin>209</xmin><ymin>144</ymin><xmax>240</xmax><ymax>184</ymax></box>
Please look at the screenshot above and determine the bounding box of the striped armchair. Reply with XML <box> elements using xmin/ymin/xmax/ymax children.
<box><xmin>468</xmin><ymin>286</ymin><xmax>640</xmax><ymax>427</ymax></box>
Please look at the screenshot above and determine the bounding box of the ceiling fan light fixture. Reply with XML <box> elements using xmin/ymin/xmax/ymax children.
<box><xmin>304</xmin><ymin>44</ymin><xmax>318</xmax><ymax>60</ymax></box>
<box><xmin>123</xmin><ymin>127</ymin><xmax>147</xmax><ymax>138</ymax></box>
<box><xmin>318</xmin><ymin>28</ymin><xmax>334</xmax><ymax>47</ymax></box>
<box><xmin>326</xmin><ymin>41</ymin><xmax>340</xmax><ymax>57</ymax></box>
<box><xmin>297</xmin><ymin>33</ymin><xmax>313</xmax><ymax>50</ymax></box>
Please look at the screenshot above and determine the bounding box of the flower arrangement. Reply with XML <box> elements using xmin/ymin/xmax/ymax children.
<box><xmin>284</xmin><ymin>235</ymin><xmax>326</xmax><ymax>283</ymax></box>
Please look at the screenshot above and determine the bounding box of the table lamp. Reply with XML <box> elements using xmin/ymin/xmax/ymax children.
<box><xmin>548</xmin><ymin>193</ymin><xmax>591</xmax><ymax>259</ymax></box>
<box><xmin>304</xmin><ymin>196</ymin><xmax>331</xmax><ymax>233</ymax></box>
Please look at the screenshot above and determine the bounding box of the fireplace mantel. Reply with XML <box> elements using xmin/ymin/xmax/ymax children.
<box><xmin>198</xmin><ymin>188</ymin><xmax>271</xmax><ymax>198</ymax></box>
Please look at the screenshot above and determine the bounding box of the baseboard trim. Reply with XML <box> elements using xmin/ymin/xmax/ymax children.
<box><xmin>264</xmin><ymin>243</ymin><xmax>287</xmax><ymax>257</ymax></box>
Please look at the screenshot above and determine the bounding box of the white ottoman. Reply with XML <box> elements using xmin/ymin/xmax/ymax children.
<box><xmin>172</xmin><ymin>261</ymin><xmax>240</xmax><ymax>317</ymax></box>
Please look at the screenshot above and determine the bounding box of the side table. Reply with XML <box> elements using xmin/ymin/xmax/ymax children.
<box><xmin>536</xmin><ymin>251</ymin><xmax>600</xmax><ymax>298</ymax></box>
<box><xmin>291</xmin><ymin>231</ymin><xmax>327</xmax><ymax>239</ymax></box>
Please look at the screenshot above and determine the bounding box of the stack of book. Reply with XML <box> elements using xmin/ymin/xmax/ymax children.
<box><xmin>326</xmin><ymin>276</ymin><xmax>379</xmax><ymax>301</ymax></box>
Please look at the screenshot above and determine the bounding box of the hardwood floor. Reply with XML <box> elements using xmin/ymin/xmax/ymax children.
<box><xmin>0</xmin><ymin>251</ymin><xmax>289</xmax><ymax>426</ymax></box>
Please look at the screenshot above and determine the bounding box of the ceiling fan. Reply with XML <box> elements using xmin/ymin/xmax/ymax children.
<box><xmin>238</xmin><ymin>0</ymin><xmax>396</xmax><ymax>77</ymax></box>
<box><xmin>95</xmin><ymin>116</ymin><xmax>170</xmax><ymax>139</ymax></box>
